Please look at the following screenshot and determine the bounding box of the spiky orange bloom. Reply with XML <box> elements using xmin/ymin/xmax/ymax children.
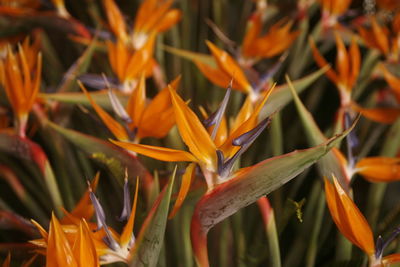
<box><xmin>310</xmin><ymin>32</ymin><xmax>359</xmax><ymax>104</ymax></box>
<box><xmin>113</xmin><ymin>87</ymin><xmax>271</xmax><ymax>181</ymax></box>
<box><xmin>106</xmin><ymin>36</ymin><xmax>155</xmax><ymax>92</ymax></box>
<box><xmin>241</xmin><ymin>14</ymin><xmax>299</xmax><ymax>60</ymax></box>
<box><xmin>31</xmin><ymin>177</ymin><xmax>140</xmax><ymax>265</ymax></box>
<box><xmin>325</xmin><ymin>176</ymin><xmax>375</xmax><ymax>254</ymax></box>
<box><xmin>0</xmin><ymin>42</ymin><xmax>42</xmax><ymax>137</ymax></box>
<box><xmin>103</xmin><ymin>0</ymin><xmax>181</xmax><ymax>50</ymax></box>
<box><xmin>132</xmin><ymin>0</ymin><xmax>181</xmax><ymax>49</ymax></box>
<box><xmin>358</xmin><ymin>16</ymin><xmax>400</xmax><ymax>61</ymax></box>
<box><xmin>310</xmin><ymin>32</ymin><xmax>400</xmax><ymax>123</ymax></box>
<box><xmin>194</xmin><ymin>41</ymin><xmax>254</xmax><ymax>97</ymax></box>
<box><xmin>31</xmin><ymin>185</ymin><xmax>101</xmax><ymax>266</ymax></box>
<box><xmin>80</xmin><ymin>75</ymin><xmax>179</xmax><ymax>142</ymax></box>
<box><xmin>325</xmin><ymin>176</ymin><xmax>400</xmax><ymax>266</ymax></box>
<box><xmin>112</xmin><ymin>86</ymin><xmax>273</xmax><ymax>217</ymax></box>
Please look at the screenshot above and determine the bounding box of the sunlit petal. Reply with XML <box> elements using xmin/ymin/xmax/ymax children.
<box><xmin>355</xmin><ymin>157</ymin><xmax>400</xmax><ymax>182</ymax></box>
<box><xmin>324</xmin><ymin>177</ymin><xmax>375</xmax><ymax>255</ymax></box>
<box><xmin>103</xmin><ymin>0</ymin><xmax>128</xmax><ymax>43</ymax></box>
<box><xmin>381</xmin><ymin>65</ymin><xmax>400</xmax><ymax>102</ymax></box>
<box><xmin>139</xmin><ymin>76</ymin><xmax>180</xmax><ymax>138</ymax></box>
<box><xmin>73</xmin><ymin>220</ymin><xmax>99</xmax><ymax>267</ymax></box>
<box><xmin>126</xmin><ymin>74</ymin><xmax>146</xmax><ymax>130</ymax></box>
<box><xmin>120</xmin><ymin>177</ymin><xmax>139</xmax><ymax>247</ymax></box>
<box><xmin>309</xmin><ymin>37</ymin><xmax>339</xmax><ymax>84</ymax></box>
<box><xmin>111</xmin><ymin>140</ymin><xmax>198</xmax><ymax>162</ymax></box>
<box><xmin>155</xmin><ymin>9</ymin><xmax>182</xmax><ymax>32</ymax></box>
<box><xmin>371</xmin><ymin>17</ymin><xmax>389</xmax><ymax>55</ymax></box>
<box><xmin>206</xmin><ymin>41</ymin><xmax>252</xmax><ymax>93</ymax></box>
<box><xmin>194</xmin><ymin>60</ymin><xmax>239</xmax><ymax>90</ymax></box>
<box><xmin>46</xmin><ymin>214</ymin><xmax>78</xmax><ymax>267</ymax></box>
<box><xmin>169</xmin><ymin>87</ymin><xmax>217</xmax><ymax>169</ymax></box>
<box><xmin>79</xmin><ymin>82</ymin><xmax>129</xmax><ymax>141</ymax></box>
<box><xmin>383</xmin><ymin>253</ymin><xmax>400</xmax><ymax>265</ymax></box>
<box><xmin>352</xmin><ymin>103</ymin><xmax>400</xmax><ymax>124</ymax></box>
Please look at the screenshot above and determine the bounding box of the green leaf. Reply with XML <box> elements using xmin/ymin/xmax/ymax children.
<box><xmin>128</xmin><ymin>167</ymin><xmax>176</xmax><ymax>267</ymax></box>
<box><xmin>286</xmin><ymin>75</ymin><xmax>351</xmax><ymax>187</ymax></box>
<box><xmin>163</xmin><ymin>45</ymin><xmax>216</xmax><ymax>67</ymax></box>
<box><xmin>261</xmin><ymin>66</ymin><xmax>329</xmax><ymax>118</ymax></box>
<box><xmin>0</xmin><ymin>133</ymin><xmax>64</xmax><ymax>215</ymax></box>
<box><xmin>40</xmin><ymin>90</ymin><xmax>127</xmax><ymax>110</ymax></box>
<box><xmin>191</xmin><ymin>127</ymin><xmax>352</xmax><ymax>266</ymax></box>
<box><xmin>46</xmin><ymin>121</ymin><xmax>149</xmax><ymax>185</ymax></box>
<box><xmin>196</xmin><ymin>130</ymin><xmax>349</xmax><ymax>233</ymax></box>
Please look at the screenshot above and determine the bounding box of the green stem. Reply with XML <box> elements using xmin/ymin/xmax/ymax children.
<box><xmin>266</xmin><ymin>209</ymin><xmax>281</xmax><ymax>267</ymax></box>
<box><xmin>305</xmin><ymin>191</ymin><xmax>325</xmax><ymax>267</ymax></box>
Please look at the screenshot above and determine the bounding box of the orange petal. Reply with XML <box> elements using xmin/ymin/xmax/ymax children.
<box><xmin>125</xmin><ymin>34</ymin><xmax>155</xmax><ymax>81</ymax></box>
<box><xmin>155</xmin><ymin>9</ymin><xmax>181</xmax><ymax>32</ymax></box>
<box><xmin>309</xmin><ymin>37</ymin><xmax>339</xmax><ymax>84</ymax></box>
<box><xmin>168</xmin><ymin>162</ymin><xmax>196</xmax><ymax>219</ymax></box>
<box><xmin>126</xmin><ymin>74</ymin><xmax>146</xmax><ymax>130</ymax></box>
<box><xmin>139</xmin><ymin>105</ymin><xmax>174</xmax><ymax>138</ymax></box>
<box><xmin>358</xmin><ymin>27</ymin><xmax>380</xmax><ymax>52</ymax></box>
<box><xmin>194</xmin><ymin>60</ymin><xmax>238</xmax><ymax>90</ymax></box>
<box><xmin>328</xmin><ymin>0</ymin><xmax>352</xmax><ymax>15</ymax></box>
<box><xmin>220</xmin><ymin>87</ymin><xmax>273</xmax><ymax>158</ymax></box>
<box><xmin>352</xmin><ymin>103</ymin><xmax>400</xmax><ymax>124</ymax></box>
<box><xmin>371</xmin><ymin>17</ymin><xmax>389</xmax><ymax>55</ymax></box>
<box><xmin>355</xmin><ymin>157</ymin><xmax>400</xmax><ymax>182</ymax></box>
<box><xmin>110</xmin><ymin>140</ymin><xmax>197</xmax><ymax>162</ymax></box>
<box><xmin>134</xmin><ymin>0</ymin><xmax>157</xmax><ymax>31</ymax></box>
<box><xmin>79</xmin><ymin>82</ymin><xmax>129</xmax><ymax>141</ymax></box>
<box><xmin>230</xmin><ymin>96</ymin><xmax>253</xmax><ymax>134</ymax></box>
<box><xmin>120</xmin><ymin>177</ymin><xmax>139</xmax><ymax>248</ymax></box>
<box><xmin>393</xmin><ymin>12</ymin><xmax>400</xmax><ymax>32</ymax></box>
<box><xmin>18</xmin><ymin>45</ymin><xmax>32</xmax><ymax>106</ymax></box>
<box><xmin>103</xmin><ymin>0</ymin><xmax>128</xmax><ymax>43</ymax></box>
<box><xmin>383</xmin><ymin>253</ymin><xmax>400</xmax><ymax>265</ymax></box>
<box><xmin>381</xmin><ymin>65</ymin><xmax>400</xmax><ymax>102</ymax></box>
<box><xmin>254</xmin><ymin>20</ymin><xmax>299</xmax><ymax>58</ymax></box>
<box><xmin>73</xmin><ymin>220</ymin><xmax>99</xmax><ymax>267</ymax></box>
<box><xmin>169</xmin><ymin>87</ymin><xmax>217</xmax><ymax>169</ymax></box>
<box><xmin>334</xmin><ymin>32</ymin><xmax>350</xmax><ymax>90</ymax></box>
<box><xmin>136</xmin><ymin>0</ymin><xmax>173</xmax><ymax>33</ymax></box>
<box><xmin>139</xmin><ymin>77</ymin><xmax>180</xmax><ymax>138</ymax></box>
<box><xmin>51</xmin><ymin>0</ymin><xmax>70</xmax><ymax>18</ymax></box>
<box><xmin>242</xmin><ymin>13</ymin><xmax>262</xmax><ymax>58</ymax></box>
<box><xmin>3</xmin><ymin>47</ymin><xmax>25</xmax><ymax>115</ymax></box>
<box><xmin>324</xmin><ymin>177</ymin><xmax>363</xmax><ymax>247</ymax></box>
<box><xmin>206</xmin><ymin>41</ymin><xmax>252</xmax><ymax>93</ymax></box>
<box><xmin>31</xmin><ymin>220</ymin><xmax>48</xmax><ymax>240</ymax></box>
<box><xmin>46</xmin><ymin>214</ymin><xmax>78</xmax><ymax>267</ymax></box>
<box><xmin>349</xmin><ymin>36</ymin><xmax>360</xmax><ymax>91</ymax></box>
<box><xmin>324</xmin><ymin>177</ymin><xmax>375</xmax><ymax>255</ymax></box>
<box><xmin>198</xmin><ymin>106</ymin><xmax>228</xmax><ymax>147</ymax></box>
